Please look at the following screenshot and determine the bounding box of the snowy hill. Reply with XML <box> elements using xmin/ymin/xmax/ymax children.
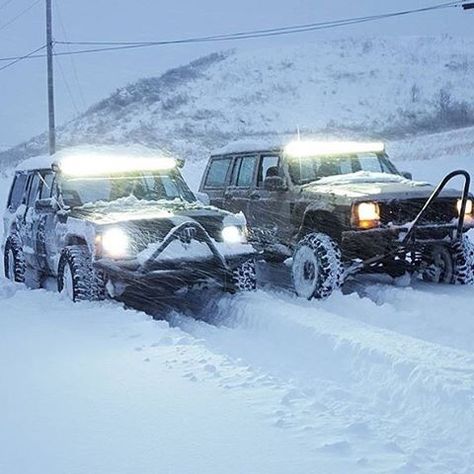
<box><xmin>2</xmin><ymin>36</ymin><xmax>474</xmax><ymax>167</ymax></box>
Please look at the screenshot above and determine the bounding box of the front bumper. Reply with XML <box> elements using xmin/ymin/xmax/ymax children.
<box><xmin>94</xmin><ymin>221</ymin><xmax>256</xmax><ymax>295</ymax></box>
<box><xmin>342</xmin><ymin>221</ymin><xmax>474</xmax><ymax>260</ymax></box>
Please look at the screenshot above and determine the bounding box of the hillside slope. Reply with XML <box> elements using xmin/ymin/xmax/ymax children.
<box><xmin>2</xmin><ymin>36</ymin><xmax>474</xmax><ymax>167</ymax></box>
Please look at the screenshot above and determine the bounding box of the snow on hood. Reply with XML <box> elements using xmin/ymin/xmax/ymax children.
<box><xmin>315</xmin><ymin>171</ymin><xmax>429</xmax><ymax>187</ymax></box>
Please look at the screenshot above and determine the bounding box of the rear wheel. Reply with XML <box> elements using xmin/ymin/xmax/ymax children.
<box><xmin>4</xmin><ymin>236</ymin><xmax>25</xmax><ymax>283</ymax></box>
<box><xmin>232</xmin><ymin>258</ymin><xmax>257</xmax><ymax>291</ymax></box>
<box><xmin>292</xmin><ymin>232</ymin><xmax>343</xmax><ymax>300</ymax></box>
<box><xmin>58</xmin><ymin>246</ymin><xmax>105</xmax><ymax>302</ymax></box>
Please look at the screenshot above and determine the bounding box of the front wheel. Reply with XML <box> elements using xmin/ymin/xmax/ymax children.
<box><xmin>231</xmin><ymin>258</ymin><xmax>257</xmax><ymax>291</ymax></box>
<box><xmin>58</xmin><ymin>246</ymin><xmax>105</xmax><ymax>302</ymax></box>
<box><xmin>422</xmin><ymin>237</ymin><xmax>474</xmax><ymax>285</ymax></box>
<box><xmin>292</xmin><ymin>233</ymin><xmax>343</xmax><ymax>300</ymax></box>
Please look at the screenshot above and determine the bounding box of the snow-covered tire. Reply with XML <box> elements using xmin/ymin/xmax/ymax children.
<box><xmin>292</xmin><ymin>233</ymin><xmax>343</xmax><ymax>300</ymax></box>
<box><xmin>452</xmin><ymin>236</ymin><xmax>474</xmax><ymax>285</ymax></box>
<box><xmin>232</xmin><ymin>258</ymin><xmax>257</xmax><ymax>291</ymax></box>
<box><xmin>422</xmin><ymin>237</ymin><xmax>474</xmax><ymax>285</ymax></box>
<box><xmin>4</xmin><ymin>236</ymin><xmax>26</xmax><ymax>283</ymax></box>
<box><xmin>58</xmin><ymin>246</ymin><xmax>105</xmax><ymax>302</ymax></box>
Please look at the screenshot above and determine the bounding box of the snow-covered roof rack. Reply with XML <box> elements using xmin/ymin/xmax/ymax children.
<box><xmin>16</xmin><ymin>145</ymin><xmax>182</xmax><ymax>175</ymax></box>
<box><xmin>212</xmin><ymin>138</ymin><xmax>385</xmax><ymax>157</ymax></box>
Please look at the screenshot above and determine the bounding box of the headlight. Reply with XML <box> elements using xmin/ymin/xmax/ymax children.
<box><xmin>457</xmin><ymin>199</ymin><xmax>473</xmax><ymax>217</ymax></box>
<box><xmin>354</xmin><ymin>202</ymin><xmax>380</xmax><ymax>229</ymax></box>
<box><xmin>101</xmin><ymin>227</ymin><xmax>130</xmax><ymax>258</ymax></box>
<box><xmin>222</xmin><ymin>225</ymin><xmax>244</xmax><ymax>244</ymax></box>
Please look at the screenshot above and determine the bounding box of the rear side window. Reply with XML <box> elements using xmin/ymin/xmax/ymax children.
<box><xmin>204</xmin><ymin>158</ymin><xmax>232</xmax><ymax>188</ymax></box>
<box><xmin>233</xmin><ymin>156</ymin><xmax>257</xmax><ymax>188</ymax></box>
<box><xmin>7</xmin><ymin>173</ymin><xmax>28</xmax><ymax>211</ymax></box>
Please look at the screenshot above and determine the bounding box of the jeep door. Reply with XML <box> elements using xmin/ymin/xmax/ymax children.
<box><xmin>224</xmin><ymin>155</ymin><xmax>258</xmax><ymax>216</ymax></box>
<box><xmin>32</xmin><ymin>170</ymin><xmax>56</xmax><ymax>272</ymax></box>
<box><xmin>21</xmin><ymin>171</ymin><xmax>42</xmax><ymax>267</ymax></box>
<box><xmin>247</xmin><ymin>154</ymin><xmax>293</xmax><ymax>244</ymax></box>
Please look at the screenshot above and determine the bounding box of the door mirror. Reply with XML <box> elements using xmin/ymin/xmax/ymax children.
<box><xmin>196</xmin><ymin>192</ymin><xmax>211</xmax><ymax>206</ymax></box>
<box><xmin>264</xmin><ymin>176</ymin><xmax>287</xmax><ymax>191</ymax></box>
<box><xmin>401</xmin><ymin>171</ymin><xmax>413</xmax><ymax>180</ymax></box>
<box><xmin>35</xmin><ymin>198</ymin><xmax>56</xmax><ymax>212</ymax></box>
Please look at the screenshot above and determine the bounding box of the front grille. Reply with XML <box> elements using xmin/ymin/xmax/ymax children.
<box><xmin>380</xmin><ymin>198</ymin><xmax>457</xmax><ymax>226</ymax></box>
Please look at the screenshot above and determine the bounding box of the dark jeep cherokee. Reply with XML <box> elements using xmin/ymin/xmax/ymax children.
<box><xmin>3</xmin><ymin>146</ymin><xmax>256</xmax><ymax>302</ymax></box>
<box><xmin>199</xmin><ymin>139</ymin><xmax>474</xmax><ymax>299</ymax></box>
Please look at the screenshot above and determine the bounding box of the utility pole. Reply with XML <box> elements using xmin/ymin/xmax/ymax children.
<box><xmin>46</xmin><ymin>0</ymin><xmax>56</xmax><ymax>155</ymax></box>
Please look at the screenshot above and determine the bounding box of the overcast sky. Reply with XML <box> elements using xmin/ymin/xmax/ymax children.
<box><xmin>0</xmin><ymin>0</ymin><xmax>473</xmax><ymax>147</ymax></box>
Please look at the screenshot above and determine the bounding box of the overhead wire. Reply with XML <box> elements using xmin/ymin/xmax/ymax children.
<box><xmin>0</xmin><ymin>1</ymin><xmax>469</xmax><ymax>66</ymax></box>
<box><xmin>0</xmin><ymin>43</ymin><xmax>45</xmax><ymax>72</ymax></box>
<box><xmin>0</xmin><ymin>0</ymin><xmax>41</xmax><ymax>33</ymax></box>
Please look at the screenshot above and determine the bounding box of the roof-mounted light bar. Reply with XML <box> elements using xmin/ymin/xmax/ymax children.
<box><xmin>284</xmin><ymin>140</ymin><xmax>385</xmax><ymax>158</ymax></box>
<box><xmin>55</xmin><ymin>152</ymin><xmax>178</xmax><ymax>177</ymax></box>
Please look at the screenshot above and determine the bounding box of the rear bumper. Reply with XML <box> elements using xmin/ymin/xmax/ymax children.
<box><xmin>342</xmin><ymin>221</ymin><xmax>474</xmax><ymax>260</ymax></box>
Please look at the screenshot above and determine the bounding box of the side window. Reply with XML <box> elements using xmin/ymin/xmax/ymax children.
<box><xmin>233</xmin><ymin>156</ymin><xmax>257</xmax><ymax>188</ymax></box>
<box><xmin>39</xmin><ymin>172</ymin><xmax>54</xmax><ymax>199</ymax></box>
<box><xmin>7</xmin><ymin>173</ymin><xmax>28</xmax><ymax>211</ymax></box>
<box><xmin>257</xmin><ymin>155</ymin><xmax>280</xmax><ymax>187</ymax></box>
<box><xmin>204</xmin><ymin>158</ymin><xmax>232</xmax><ymax>188</ymax></box>
<box><xmin>27</xmin><ymin>173</ymin><xmax>42</xmax><ymax>207</ymax></box>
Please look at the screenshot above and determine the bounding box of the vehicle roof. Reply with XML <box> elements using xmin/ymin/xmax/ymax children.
<box><xmin>212</xmin><ymin>137</ymin><xmax>386</xmax><ymax>157</ymax></box>
<box><xmin>15</xmin><ymin>145</ymin><xmax>177</xmax><ymax>172</ymax></box>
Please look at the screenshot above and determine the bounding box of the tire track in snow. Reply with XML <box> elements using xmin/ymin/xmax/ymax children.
<box><xmin>170</xmin><ymin>289</ymin><xmax>474</xmax><ymax>473</ymax></box>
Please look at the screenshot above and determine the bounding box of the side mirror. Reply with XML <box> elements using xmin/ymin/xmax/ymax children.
<box><xmin>401</xmin><ymin>171</ymin><xmax>413</xmax><ymax>180</ymax></box>
<box><xmin>264</xmin><ymin>176</ymin><xmax>287</xmax><ymax>192</ymax></box>
<box><xmin>35</xmin><ymin>198</ymin><xmax>56</xmax><ymax>212</ymax></box>
<box><xmin>196</xmin><ymin>192</ymin><xmax>211</xmax><ymax>206</ymax></box>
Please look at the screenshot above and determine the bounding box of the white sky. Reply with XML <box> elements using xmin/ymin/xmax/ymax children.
<box><xmin>0</xmin><ymin>0</ymin><xmax>473</xmax><ymax>147</ymax></box>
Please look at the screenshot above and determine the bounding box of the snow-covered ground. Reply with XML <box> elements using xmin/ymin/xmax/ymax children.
<box><xmin>1</xmin><ymin>130</ymin><xmax>474</xmax><ymax>473</ymax></box>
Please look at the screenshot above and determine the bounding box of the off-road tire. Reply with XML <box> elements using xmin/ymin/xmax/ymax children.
<box><xmin>422</xmin><ymin>236</ymin><xmax>474</xmax><ymax>285</ymax></box>
<box><xmin>58</xmin><ymin>246</ymin><xmax>105</xmax><ymax>302</ymax></box>
<box><xmin>232</xmin><ymin>258</ymin><xmax>257</xmax><ymax>291</ymax></box>
<box><xmin>292</xmin><ymin>233</ymin><xmax>343</xmax><ymax>300</ymax></box>
<box><xmin>452</xmin><ymin>236</ymin><xmax>474</xmax><ymax>285</ymax></box>
<box><xmin>4</xmin><ymin>236</ymin><xmax>26</xmax><ymax>283</ymax></box>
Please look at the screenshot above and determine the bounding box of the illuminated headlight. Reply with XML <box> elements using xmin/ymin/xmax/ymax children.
<box><xmin>222</xmin><ymin>225</ymin><xmax>244</xmax><ymax>244</ymax></box>
<box><xmin>457</xmin><ymin>199</ymin><xmax>473</xmax><ymax>217</ymax></box>
<box><xmin>101</xmin><ymin>227</ymin><xmax>130</xmax><ymax>258</ymax></box>
<box><xmin>354</xmin><ymin>202</ymin><xmax>381</xmax><ymax>229</ymax></box>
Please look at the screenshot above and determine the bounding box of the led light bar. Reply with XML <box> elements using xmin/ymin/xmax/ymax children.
<box><xmin>56</xmin><ymin>152</ymin><xmax>177</xmax><ymax>177</ymax></box>
<box><xmin>285</xmin><ymin>140</ymin><xmax>385</xmax><ymax>158</ymax></box>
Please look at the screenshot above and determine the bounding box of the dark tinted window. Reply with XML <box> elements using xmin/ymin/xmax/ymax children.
<box><xmin>39</xmin><ymin>172</ymin><xmax>54</xmax><ymax>199</ymax></box>
<box><xmin>258</xmin><ymin>155</ymin><xmax>280</xmax><ymax>186</ymax></box>
<box><xmin>204</xmin><ymin>158</ymin><xmax>232</xmax><ymax>188</ymax></box>
<box><xmin>234</xmin><ymin>156</ymin><xmax>257</xmax><ymax>188</ymax></box>
<box><xmin>26</xmin><ymin>173</ymin><xmax>41</xmax><ymax>206</ymax></box>
<box><xmin>7</xmin><ymin>173</ymin><xmax>28</xmax><ymax>210</ymax></box>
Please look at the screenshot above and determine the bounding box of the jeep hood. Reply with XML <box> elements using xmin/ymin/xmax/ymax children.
<box><xmin>69</xmin><ymin>196</ymin><xmax>228</xmax><ymax>225</ymax></box>
<box><xmin>302</xmin><ymin>172</ymin><xmax>460</xmax><ymax>201</ymax></box>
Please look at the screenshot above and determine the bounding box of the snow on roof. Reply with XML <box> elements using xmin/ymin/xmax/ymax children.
<box><xmin>16</xmin><ymin>145</ymin><xmax>178</xmax><ymax>173</ymax></box>
<box><xmin>212</xmin><ymin>137</ymin><xmax>385</xmax><ymax>157</ymax></box>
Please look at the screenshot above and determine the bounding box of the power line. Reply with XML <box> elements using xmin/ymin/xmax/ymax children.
<box><xmin>0</xmin><ymin>43</ymin><xmax>45</xmax><ymax>72</ymax></box>
<box><xmin>57</xmin><ymin>1</ymin><xmax>463</xmax><ymax>47</ymax></box>
<box><xmin>0</xmin><ymin>0</ymin><xmax>15</xmax><ymax>12</ymax></box>
<box><xmin>54</xmin><ymin>0</ymin><xmax>87</xmax><ymax>110</ymax></box>
<box><xmin>0</xmin><ymin>1</ymin><xmax>469</xmax><ymax>66</ymax></box>
<box><xmin>0</xmin><ymin>0</ymin><xmax>41</xmax><ymax>33</ymax></box>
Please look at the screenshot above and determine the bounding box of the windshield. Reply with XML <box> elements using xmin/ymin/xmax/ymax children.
<box><xmin>59</xmin><ymin>171</ymin><xmax>196</xmax><ymax>207</ymax></box>
<box><xmin>287</xmin><ymin>153</ymin><xmax>399</xmax><ymax>185</ymax></box>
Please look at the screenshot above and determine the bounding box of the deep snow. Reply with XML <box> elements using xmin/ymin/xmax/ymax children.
<box><xmin>1</xmin><ymin>129</ymin><xmax>474</xmax><ymax>473</ymax></box>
